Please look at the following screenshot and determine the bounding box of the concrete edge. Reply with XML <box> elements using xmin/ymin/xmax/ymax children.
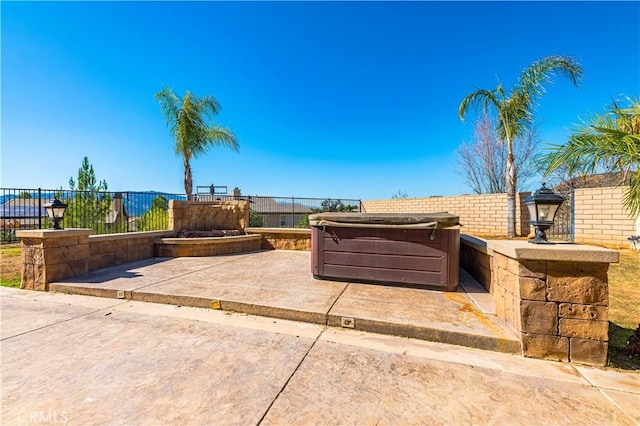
<box><xmin>326</xmin><ymin>314</ymin><xmax>521</xmax><ymax>355</ymax></box>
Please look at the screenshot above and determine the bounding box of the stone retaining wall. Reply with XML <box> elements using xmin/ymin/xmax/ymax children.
<box><xmin>169</xmin><ymin>200</ymin><xmax>249</xmax><ymax>232</ymax></box>
<box><xmin>246</xmin><ymin>228</ymin><xmax>311</xmax><ymax>251</ymax></box>
<box><xmin>90</xmin><ymin>231</ymin><xmax>174</xmax><ymax>270</ymax></box>
<box><xmin>154</xmin><ymin>235</ymin><xmax>262</xmax><ymax>257</ymax></box>
<box><xmin>460</xmin><ymin>235</ymin><xmax>618</xmax><ymax>366</ymax></box>
<box><xmin>17</xmin><ymin>229</ymin><xmax>92</xmax><ymax>291</ymax></box>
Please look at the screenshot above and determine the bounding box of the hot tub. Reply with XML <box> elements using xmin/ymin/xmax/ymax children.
<box><xmin>310</xmin><ymin>212</ymin><xmax>460</xmax><ymax>291</ymax></box>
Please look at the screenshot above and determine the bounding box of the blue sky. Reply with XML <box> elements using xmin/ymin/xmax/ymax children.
<box><xmin>2</xmin><ymin>1</ymin><xmax>639</xmax><ymax>200</ymax></box>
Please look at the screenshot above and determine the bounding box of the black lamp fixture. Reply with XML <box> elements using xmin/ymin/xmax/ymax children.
<box><xmin>524</xmin><ymin>183</ymin><xmax>565</xmax><ymax>244</ymax></box>
<box><xmin>44</xmin><ymin>197</ymin><xmax>68</xmax><ymax>230</ymax></box>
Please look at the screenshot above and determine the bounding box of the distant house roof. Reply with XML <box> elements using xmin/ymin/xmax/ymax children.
<box><xmin>1</xmin><ymin>197</ymin><xmax>54</xmax><ymax>225</ymax></box>
<box><xmin>1</xmin><ymin>194</ymin><xmax>127</xmax><ymax>226</ymax></box>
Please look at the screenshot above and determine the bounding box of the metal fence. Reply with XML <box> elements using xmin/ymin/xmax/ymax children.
<box><xmin>547</xmin><ymin>189</ymin><xmax>575</xmax><ymax>242</ymax></box>
<box><xmin>1</xmin><ymin>188</ymin><xmax>362</xmax><ymax>242</ymax></box>
<box><xmin>196</xmin><ymin>194</ymin><xmax>362</xmax><ymax>229</ymax></box>
<box><xmin>0</xmin><ymin>188</ymin><xmax>185</xmax><ymax>243</ymax></box>
<box><xmin>249</xmin><ymin>196</ymin><xmax>361</xmax><ymax>228</ymax></box>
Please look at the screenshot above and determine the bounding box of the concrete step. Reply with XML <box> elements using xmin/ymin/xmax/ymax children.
<box><xmin>49</xmin><ymin>250</ymin><xmax>521</xmax><ymax>355</ymax></box>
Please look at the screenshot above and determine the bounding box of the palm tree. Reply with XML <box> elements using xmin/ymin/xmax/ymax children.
<box><xmin>459</xmin><ymin>55</ymin><xmax>583</xmax><ymax>237</ymax></box>
<box><xmin>156</xmin><ymin>87</ymin><xmax>238</xmax><ymax>200</ymax></box>
<box><xmin>540</xmin><ymin>97</ymin><xmax>640</xmax><ymax>218</ymax></box>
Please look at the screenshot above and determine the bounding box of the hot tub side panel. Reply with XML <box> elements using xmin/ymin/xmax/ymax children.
<box><xmin>311</xmin><ymin>226</ymin><xmax>459</xmax><ymax>290</ymax></box>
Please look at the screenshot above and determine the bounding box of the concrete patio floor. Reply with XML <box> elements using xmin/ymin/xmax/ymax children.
<box><xmin>49</xmin><ymin>250</ymin><xmax>520</xmax><ymax>354</ymax></box>
<box><xmin>1</xmin><ymin>288</ymin><xmax>638</xmax><ymax>425</ymax></box>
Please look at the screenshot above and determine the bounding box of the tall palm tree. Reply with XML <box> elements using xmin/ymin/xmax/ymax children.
<box><xmin>459</xmin><ymin>55</ymin><xmax>583</xmax><ymax>237</ymax></box>
<box><xmin>156</xmin><ymin>87</ymin><xmax>238</xmax><ymax>200</ymax></box>
<box><xmin>540</xmin><ymin>97</ymin><xmax>640</xmax><ymax>218</ymax></box>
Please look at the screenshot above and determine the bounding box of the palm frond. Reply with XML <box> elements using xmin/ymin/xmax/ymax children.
<box><xmin>541</xmin><ymin>96</ymin><xmax>640</xmax><ymax>217</ymax></box>
<box><xmin>624</xmin><ymin>173</ymin><xmax>640</xmax><ymax>217</ymax></box>
<box><xmin>458</xmin><ymin>88</ymin><xmax>502</xmax><ymax>121</ymax></box>
<box><xmin>516</xmin><ymin>55</ymin><xmax>583</xmax><ymax>99</ymax></box>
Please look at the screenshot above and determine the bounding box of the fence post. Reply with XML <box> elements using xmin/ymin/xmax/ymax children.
<box><xmin>38</xmin><ymin>188</ymin><xmax>42</xmax><ymax>230</ymax></box>
<box><xmin>569</xmin><ymin>188</ymin><xmax>575</xmax><ymax>242</ymax></box>
<box><xmin>126</xmin><ymin>192</ymin><xmax>130</xmax><ymax>232</ymax></box>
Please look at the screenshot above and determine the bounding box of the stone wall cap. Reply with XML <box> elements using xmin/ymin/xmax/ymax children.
<box><xmin>485</xmin><ymin>239</ymin><xmax>619</xmax><ymax>263</ymax></box>
<box><xmin>246</xmin><ymin>227</ymin><xmax>311</xmax><ymax>235</ymax></box>
<box><xmin>90</xmin><ymin>230</ymin><xmax>175</xmax><ymax>241</ymax></box>
<box><xmin>460</xmin><ymin>234</ymin><xmax>490</xmax><ymax>254</ymax></box>
<box><xmin>16</xmin><ymin>228</ymin><xmax>93</xmax><ymax>238</ymax></box>
<box><xmin>156</xmin><ymin>234</ymin><xmax>261</xmax><ymax>245</ymax></box>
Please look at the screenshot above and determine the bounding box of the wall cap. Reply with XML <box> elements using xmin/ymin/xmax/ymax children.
<box><xmin>16</xmin><ymin>229</ymin><xmax>93</xmax><ymax>238</ymax></box>
<box><xmin>246</xmin><ymin>227</ymin><xmax>311</xmax><ymax>236</ymax></box>
<box><xmin>156</xmin><ymin>234</ymin><xmax>261</xmax><ymax>245</ymax></box>
<box><xmin>90</xmin><ymin>231</ymin><xmax>175</xmax><ymax>241</ymax></box>
<box><xmin>461</xmin><ymin>234</ymin><xmax>619</xmax><ymax>263</ymax></box>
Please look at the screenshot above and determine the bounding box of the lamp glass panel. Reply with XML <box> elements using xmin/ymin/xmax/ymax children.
<box><xmin>538</xmin><ymin>204</ymin><xmax>551</xmax><ymax>221</ymax></box>
<box><xmin>52</xmin><ymin>206</ymin><xmax>66</xmax><ymax>218</ymax></box>
<box><xmin>526</xmin><ymin>203</ymin><xmax>537</xmax><ymax>221</ymax></box>
<box><xmin>547</xmin><ymin>204</ymin><xmax>561</xmax><ymax>222</ymax></box>
<box><xmin>44</xmin><ymin>206</ymin><xmax>54</xmax><ymax>219</ymax></box>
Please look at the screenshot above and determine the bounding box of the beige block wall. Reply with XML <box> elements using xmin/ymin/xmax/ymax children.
<box><xmin>362</xmin><ymin>193</ymin><xmax>531</xmax><ymax>237</ymax></box>
<box><xmin>362</xmin><ymin>186</ymin><xmax>636</xmax><ymax>246</ymax></box>
<box><xmin>573</xmin><ymin>186</ymin><xmax>635</xmax><ymax>246</ymax></box>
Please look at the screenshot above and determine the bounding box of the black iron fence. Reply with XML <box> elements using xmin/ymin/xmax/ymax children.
<box><xmin>249</xmin><ymin>196</ymin><xmax>361</xmax><ymax>228</ymax></box>
<box><xmin>1</xmin><ymin>188</ymin><xmax>362</xmax><ymax>242</ymax></box>
<box><xmin>0</xmin><ymin>188</ymin><xmax>185</xmax><ymax>243</ymax></box>
<box><xmin>547</xmin><ymin>189</ymin><xmax>575</xmax><ymax>242</ymax></box>
<box><xmin>196</xmin><ymin>194</ymin><xmax>362</xmax><ymax>229</ymax></box>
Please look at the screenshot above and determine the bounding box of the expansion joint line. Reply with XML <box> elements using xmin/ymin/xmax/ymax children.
<box><xmin>325</xmin><ymin>282</ymin><xmax>350</xmax><ymax>324</ymax></box>
<box><xmin>256</xmin><ymin>283</ymin><xmax>351</xmax><ymax>424</ymax></box>
<box><xmin>256</xmin><ymin>329</ymin><xmax>324</xmax><ymax>425</ymax></box>
<box><xmin>0</xmin><ymin>298</ymin><xmax>127</xmax><ymax>342</ymax></box>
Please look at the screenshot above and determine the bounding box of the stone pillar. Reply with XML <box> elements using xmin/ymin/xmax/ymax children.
<box><xmin>488</xmin><ymin>241</ymin><xmax>617</xmax><ymax>366</ymax></box>
<box><xmin>16</xmin><ymin>229</ymin><xmax>92</xmax><ymax>291</ymax></box>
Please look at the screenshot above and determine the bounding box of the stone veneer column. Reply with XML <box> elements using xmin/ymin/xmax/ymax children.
<box><xmin>16</xmin><ymin>229</ymin><xmax>92</xmax><ymax>291</ymax></box>
<box><xmin>488</xmin><ymin>241</ymin><xmax>618</xmax><ymax>366</ymax></box>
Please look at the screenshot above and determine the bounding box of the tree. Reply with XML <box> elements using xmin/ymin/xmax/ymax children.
<box><xmin>459</xmin><ymin>55</ymin><xmax>583</xmax><ymax>237</ymax></box>
<box><xmin>64</xmin><ymin>157</ymin><xmax>113</xmax><ymax>233</ymax></box>
<box><xmin>457</xmin><ymin>111</ymin><xmax>539</xmax><ymax>194</ymax></box>
<box><xmin>249</xmin><ymin>210</ymin><xmax>265</xmax><ymax>227</ymax></box>
<box><xmin>18</xmin><ymin>191</ymin><xmax>31</xmax><ymax>199</ymax></box>
<box><xmin>539</xmin><ymin>97</ymin><xmax>640</xmax><ymax>218</ymax></box>
<box><xmin>392</xmin><ymin>190</ymin><xmax>409</xmax><ymax>199</ymax></box>
<box><xmin>321</xmin><ymin>199</ymin><xmax>358</xmax><ymax>212</ymax></box>
<box><xmin>136</xmin><ymin>195</ymin><xmax>169</xmax><ymax>231</ymax></box>
<box><xmin>156</xmin><ymin>87</ymin><xmax>238</xmax><ymax>200</ymax></box>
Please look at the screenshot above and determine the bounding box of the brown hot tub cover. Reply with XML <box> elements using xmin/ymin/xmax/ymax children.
<box><xmin>310</xmin><ymin>212</ymin><xmax>461</xmax><ymax>290</ymax></box>
<box><xmin>309</xmin><ymin>212</ymin><xmax>460</xmax><ymax>228</ymax></box>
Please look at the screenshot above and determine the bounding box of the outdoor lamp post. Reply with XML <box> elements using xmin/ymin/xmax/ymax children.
<box><xmin>524</xmin><ymin>183</ymin><xmax>565</xmax><ymax>244</ymax></box>
<box><xmin>44</xmin><ymin>197</ymin><xmax>68</xmax><ymax>230</ymax></box>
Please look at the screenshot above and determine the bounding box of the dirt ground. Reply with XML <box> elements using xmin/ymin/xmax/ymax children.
<box><xmin>1</xmin><ymin>244</ymin><xmax>22</xmax><ymax>287</ymax></box>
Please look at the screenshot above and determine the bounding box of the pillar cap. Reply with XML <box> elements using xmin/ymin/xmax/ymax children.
<box><xmin>15</xmin><ymin>229</ymin><xmax>93</xmax><ymax>238</ymax></box>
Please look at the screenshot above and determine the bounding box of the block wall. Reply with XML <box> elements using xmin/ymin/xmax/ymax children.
<box><xmin>573</xmin><ymin>186</ymin><xmax>636</xmax><ymax>246</ymax></box>
<box><xmin>363</xmin><ymin>186</ymin><xmax>636</xmax><ymax>245</ymax></box>
<box><xmin>362</xmin><ymin>193</ymin><xmax>531</xmax><ymax>237</ymax></box>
